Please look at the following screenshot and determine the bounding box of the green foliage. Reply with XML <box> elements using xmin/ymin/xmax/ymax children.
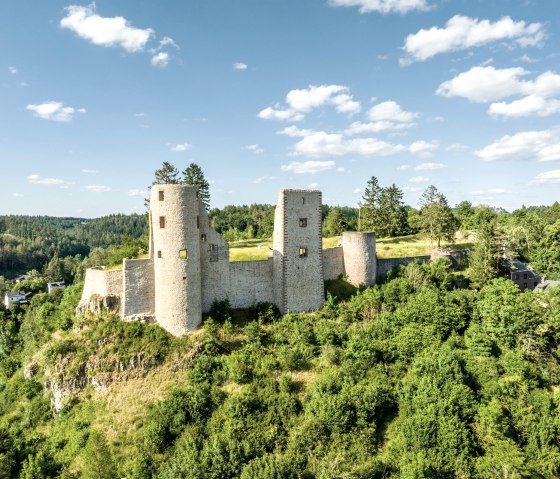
<box><xmin>208</xmin><ymin>298</ymin><xmax>233</xmax><ymax>324</ymax></box>
<box><xmin>247</xmin><ymin>302</ymin><xmax>281</xmax><ymax>323</ymax></box>
<box><xmin>361</xmin><ymin>176</ymin><xmax>409</xmax><ymax>236</ymax></box>
<box><xmin>182</xmin><ymin>162</ymin><xmax>211</xmax><ymax>210</ymax></box>
<box><xmin>322</xmin><ymin>207</ymin><xmax>349</xmax><ymax>237</ymax></box>
<box><xmin>418</xmin><ymin>185</ymin><xmax>459</xmax><ymax>248</ymax></box>
<box><xmin>80</xmin><ymin>430</ymin><xmax>116</xmax><ymax>479</ymax></box>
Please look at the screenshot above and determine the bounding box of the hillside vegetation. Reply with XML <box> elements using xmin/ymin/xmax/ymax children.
<box><xmin>1</xmin><ymin>259</ymin><xmax>560</xmax><ymax>478</ymax></box>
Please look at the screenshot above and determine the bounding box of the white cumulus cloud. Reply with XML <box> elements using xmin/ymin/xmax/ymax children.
<box><xmin>151</xmin><ymin>52</ymin><xmax>169</xmax><ymax>67</ymax></box>
<box><xmin>243</xmin><ymin>144</ymin><xmax>264</xmax><ymax>154</ymax></box>
<box><xmin>27</xmin><ymin>174</ymin><xmax>73</xmax><ymax>186</ymax></box>
<box><xmin>171</xmin><ymin>142</ymin><xmax>191</xmax><ymax>152</ymax></box>
<box><xmin>402</xmin><ymin>15</ymin><xmax>545</xmax><ymax>64</ymax></box>
<box><xmin>85</xmin><ymin>185</ymin><xmax>112</xmax><ymax>193</ymax></box>
<box><xmin>534</xmin><ymin>169</ymin><xmax>560</xmax><ymax>184</ymax></box>
<box><xmin>329</xmin><ymin>0</ymin><xmax>430</xmax><ymax>14</ymax></box>
<box><xmin>60</xmin><ymin>3</ymin><xmax>154</xmax><ymax>52</ymax></box>
<box><xmin>291</xmin><ymin>131</ymin><xmax>407</xmax><ymax>157</ymax></box>
<box><xmin>344</xmin><ymin>120</ymin><xmax>414</xmax><ymax>136</ymax></box>
<box><xmin>476</xmin><ymin>128</ymin><xmax>560</xmax><ymax>162</ymax></box>
<box><xmin>409</xmin><ymin>176</ymin><xmax>430</xmax><ymax>183</ymax></box>
<box><xmin>128</xmin><ymin>188</ymin><xmax>147</xmax><ymax>197</ymax></box>
<box><xmin>415</xmin><ymin>162</ymin><xmax>445</xmax><ymax>170</ymax></box>
<box><xmin>259</xmin><ymin>84</ymin><xmax>360</xmax><ymax>122</ymax></box>
<box><xmin>367</xmin><ymin>100</ymin><xmax>417</xmax><ymax>122</ymax></box>
<box><xmin>26</xmin><ymin>101</ymin><xmax>85</xmax><ymax>122</ymax></box>
<box><xmin>281</xmin><ymin>160</ymin><xmax>337</xmax><ymax>174</ymax></box>
<box><xmin>233</xmin><ymin>62</ymin><xmax>248</xmax><ymax>70</ymax></box>
<box><xmin>8</xmin><ymin>66</ymin><xmax>17</xmax><ymax>74</ymax></box>
<box><xmin>438</xmin><ymin>66</ymin><xmax>560</xmax><ymax>118</ymax></box>
<box><xmin>409</xmin><ymin>140</ymin><xmax>439</xmax><ymax>157</ymax></box>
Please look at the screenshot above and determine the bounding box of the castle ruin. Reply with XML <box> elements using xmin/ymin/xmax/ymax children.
<box><xmin>78</xmin><ymin>184</ymin><xmax>379</xmax><ymax>336</ymax></box>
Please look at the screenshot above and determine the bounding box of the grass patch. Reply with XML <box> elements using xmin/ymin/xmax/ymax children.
<box><xmin>375</xmin><ymin>234</ymin><xmax>473</xmax><ymax>259</ymax></box>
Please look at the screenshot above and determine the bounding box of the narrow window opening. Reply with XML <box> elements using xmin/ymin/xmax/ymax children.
<box><xmin>302</xmin><ymin>197</ymin><xmax>305</xmax><ymax>204</ymax></box>
<box><xmin>299</xmin><ymin>218</ymin><xmax>307</xmax><ymax>227</ymax></box>
<box><xmin>299</xmin><ymin>247</ymin><xmax>308</xmax><ymax>258</ymax></box>
<box><xmin>524</xmin><ymin>273</ymin><xmax>528</xmax><ymax>279</ymax></box>
<box><xmin>158</xmin><ymin>190</ymin><xmax>164</xmax><ymax>201</ymax></box>
<box><xmin>159</xmin><ymin>216</ymin><xmax>165</xmax><ymax>228</ymax></box>
<box><xmin>201</xmin><ymin>234</ymin><xmax>207</xmax><ymax>242</ymax></box>
<box><xmin>157</xmin><ymin>250</ymin><xmax>162</xmax><ymax>258</ymax></box>
<box><xmin>523</xmin><ymin>282</ymin><xmax>527</xmax><ymax>288</ymax></box>
<box><xmin>179</xmin><ymin>249</ymin><xmax>188</xmax><ymax>260</ymax></box>
<box><xmin>196</xmin><ymin>190</ymin><xmax>199</xmax><ymax>199</ymax></box>
<box><xmin>197</xmin><ymin>216</ymin><xmax>200</xmax><ymax>229</ymax></box>
<box><xmin>209</xmin><ymin>244</ymin><xmax>218</xmax><ymax>262</ymax></box>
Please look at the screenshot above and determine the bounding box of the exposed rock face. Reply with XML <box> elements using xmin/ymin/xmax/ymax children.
<box><xmin>75</xmin><ymin>294</ymin><xmax>121</xmax><ymax>316</ymax></box>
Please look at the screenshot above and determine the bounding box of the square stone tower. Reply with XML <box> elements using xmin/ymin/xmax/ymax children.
<box><xmin>273</xmin><ymin>189</ymin><xmax>324</xmax><ymax>314</ymax></box>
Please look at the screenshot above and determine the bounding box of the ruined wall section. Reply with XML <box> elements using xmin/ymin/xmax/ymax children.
<box><xmin>376</xmin><ymin>256</ymin><xmax>431</xmax><ymax>279</ymax></box>
<box><xmin>122</xmin><ymin>258</ymin><xmax>155</xmax><ymax>322</ymax></box>
<box><xmin>273</xmin><ymin>190</ymin><xmax>324</xmax><ymax>314</ymax></box>
<box><xmin>228</xmin><ymin>259</ymin><xmax>274</xmax><ymax>308</ymax></box>
<box><xmin>198</xmin><ymin>197</ymin><xmax>231</xmax><ymax>313</ymax></box>
<box><xmin>342</xmin><ymin>232</ymin><xmax>376</xmax><ymax>286</ymax></box>
<box><xmin>323</xmin><ymin>247</ymin><xmax>345</xmax><ymax>280</ymax></box>
<box><xmin>81</xmin><ymin>268</ymin><xmax>123</xmax><ymax>300</ymax></box>
<box><xmin>151</xmin><ymin>185</ymin><xmax>202</xmax><ymax>335</ymax></box>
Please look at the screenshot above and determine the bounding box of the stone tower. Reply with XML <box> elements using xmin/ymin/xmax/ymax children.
<box><xmin>341</xmin><ymin>231</ymin><xmax>377</xmax><ymax>287</ymax></box>
<box><xmin>273</xmin><ymin>189</ymin><xmax>324</xmax><ymax>314</ymax></box>
<box><xmin>150</xmin><ymin>184</ymin><xmax>202</xmax><ymax>335</ymax></box>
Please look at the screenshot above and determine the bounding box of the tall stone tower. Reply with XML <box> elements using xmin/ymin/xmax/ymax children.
<box><xmin>150</xmin><ymin>184</ymin><xmax>202</xmax><ymax>335</ymax></box>
<box><xmin>273</xmin><ymin>189</ymin><xmax>324</xmax><ymax>314</ymax></box>
<box><xmin>341</xmin><ymin>231</ymin><xmax>376</xmax><ymax>286</ymax></box>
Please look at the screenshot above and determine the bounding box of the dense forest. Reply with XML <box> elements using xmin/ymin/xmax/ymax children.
<box><xmin>0</xmin><ymin>184</ymin><xmax>559</xmax><ymax>477</ymax></box>
<box><xmin>0</xmin><ymin>260</ymin><xmax>559</xmax><ymax>477</ymax></box>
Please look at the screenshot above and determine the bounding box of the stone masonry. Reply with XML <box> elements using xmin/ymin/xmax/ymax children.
<box><xmin>78</xmin><ymin>185</ymin><xmax>385</xmax><ymax>336</ymax></box>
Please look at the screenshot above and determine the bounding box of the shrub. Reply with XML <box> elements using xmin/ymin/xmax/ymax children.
<box><xmin>247</xmin><ymin>302</ymin><xmax>281</xmax><ymax>323</ymax></box>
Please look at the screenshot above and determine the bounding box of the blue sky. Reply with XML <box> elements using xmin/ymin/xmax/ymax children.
<box><xmin>1</xmin><ymin>0</ymin><xmax>559</xmax><ymax>217</ymax></box>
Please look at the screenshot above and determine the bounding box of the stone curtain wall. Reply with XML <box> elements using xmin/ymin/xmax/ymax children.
<box><xmin>122</xmin><ymin>258</ymin><xmax>155</xmax><ymax>322</ymax></box>
<box><xmin>323</xmin><ymin>247</ymin><xmax>345</xmax><ymax>280</ymax></box>
<box><xmin>81</xmin><ymin>268</ymin><xmax>123</xmax><ymax>301</ymax></box>
<box><xmin>228</xmin><ymin>259</ymin><xmax>275</xmax><ymax>308</ymax></box>
<box><xmin>376</xmin><ymin>256</ymin><xmax>431</xmax><ymax>279</ymax></box>
<box><xmin>199</xmin><ymin>200</ymin><xmax>231</xmax><ymax>313</ymax></box>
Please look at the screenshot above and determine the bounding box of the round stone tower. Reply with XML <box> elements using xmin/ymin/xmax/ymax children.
<box><xmin>342</xmin><ymin>231</ymin><xmax>376</xmax><ymax>287</ymax></box>
<box><xmin>150</xmin><ymin>184</ymin><xmax>202</xmax><ymax>335</ymax></box>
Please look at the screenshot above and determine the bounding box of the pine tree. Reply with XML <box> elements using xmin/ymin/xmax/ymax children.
<box><xmin>418</xmin><ymin>185</ymin><xmax>458</xmax><ymax>248</ymax></box>
<box><xmin>153</xmin><ymin>162</ymin><xmax>179</xmax><ymax>185</ymax></box>
<box><xmin>380</xmin><ymin>184</ymin><xmax>408</xmax><ymax>237</ymax></box>
<box><xmin>469</xmin><ymin>222</ymin><xmax>500</xmax><ymax>288</ymax></box>
<box><xmin>323</xmin><ymin>208</ymin><xmax>349</xmax><ymax>237</ymax></box>
<box><xmin>361</xmin><ymin>176</ymin><xmax>383</xmax><ymax>234</ymax></box>
<box><xmin>183</xmin><ymin>163</ymin><xmax>210</xmax><ymax>210</ymax></box>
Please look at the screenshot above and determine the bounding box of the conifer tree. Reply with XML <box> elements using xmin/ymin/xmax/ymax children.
<box><xmin>153</xmin><ymin>162</ymin><xmax>179</xmax><ymax>185</ymax></box>
<box><xmin>183</xmin><ymin>163</ymin><xmax>210</xmax><ymax>210</ymax></box>
<box><xmin>418</xmin><ymin>185</ymin><xmax>458</xmax><ymax>248</ymax></box>
<box><xmin>323</xmin><ymin>208</ymin><xmax>349</xmax><ymax>237</ymax></box>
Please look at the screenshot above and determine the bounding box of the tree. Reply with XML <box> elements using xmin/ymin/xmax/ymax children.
<box><xmin>361</xmin><ymin>177</ymin><xmax>407</xmax><ymax>237</ymax></box>
<box><xmin>183</xmin><ymin>163</ymin><xmax>210</xmax><ymax>210</ymax></box>
<box><xmin>153</xmin><ymin>162</ymin><xmax>179</xmax><ymax>185</ymax></box>
<box><xmin>81</xmin><ymin>431</ymin><xmax>116</xmax><ymax>479</ymax></box>
<box><xmin>361</xmin><ymin>176</ymin><xmax>383</xmax><ymax>233</ymax></box>
<box><xmin>469</xmin><ymin>222</ymin><xmax>501</xmax><ymax>289</ymax></box>
<box><xmin>323</xmin><ymin>208</ymin><xmax>349</xmax><ymax>237</ymax></box>
<box><xmin>380</xmin><ymin>184</ymin><xmax>408</xmax><ymax>237</ymax></box>
<box><xmin>418</xmin><ymin>185</ymin><xmax>458</xmax><ymax>248</ymax></box>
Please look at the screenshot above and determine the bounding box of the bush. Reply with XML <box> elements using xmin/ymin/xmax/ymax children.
<box><xmin>247</xmin><ymin>302</ymin><xmax>281</xmax><ymax>323</ymax></box>
<box><xmin>209</xmin><ymin>298</ymin><xmax>233</xmax><ymax>324</ymax></box>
